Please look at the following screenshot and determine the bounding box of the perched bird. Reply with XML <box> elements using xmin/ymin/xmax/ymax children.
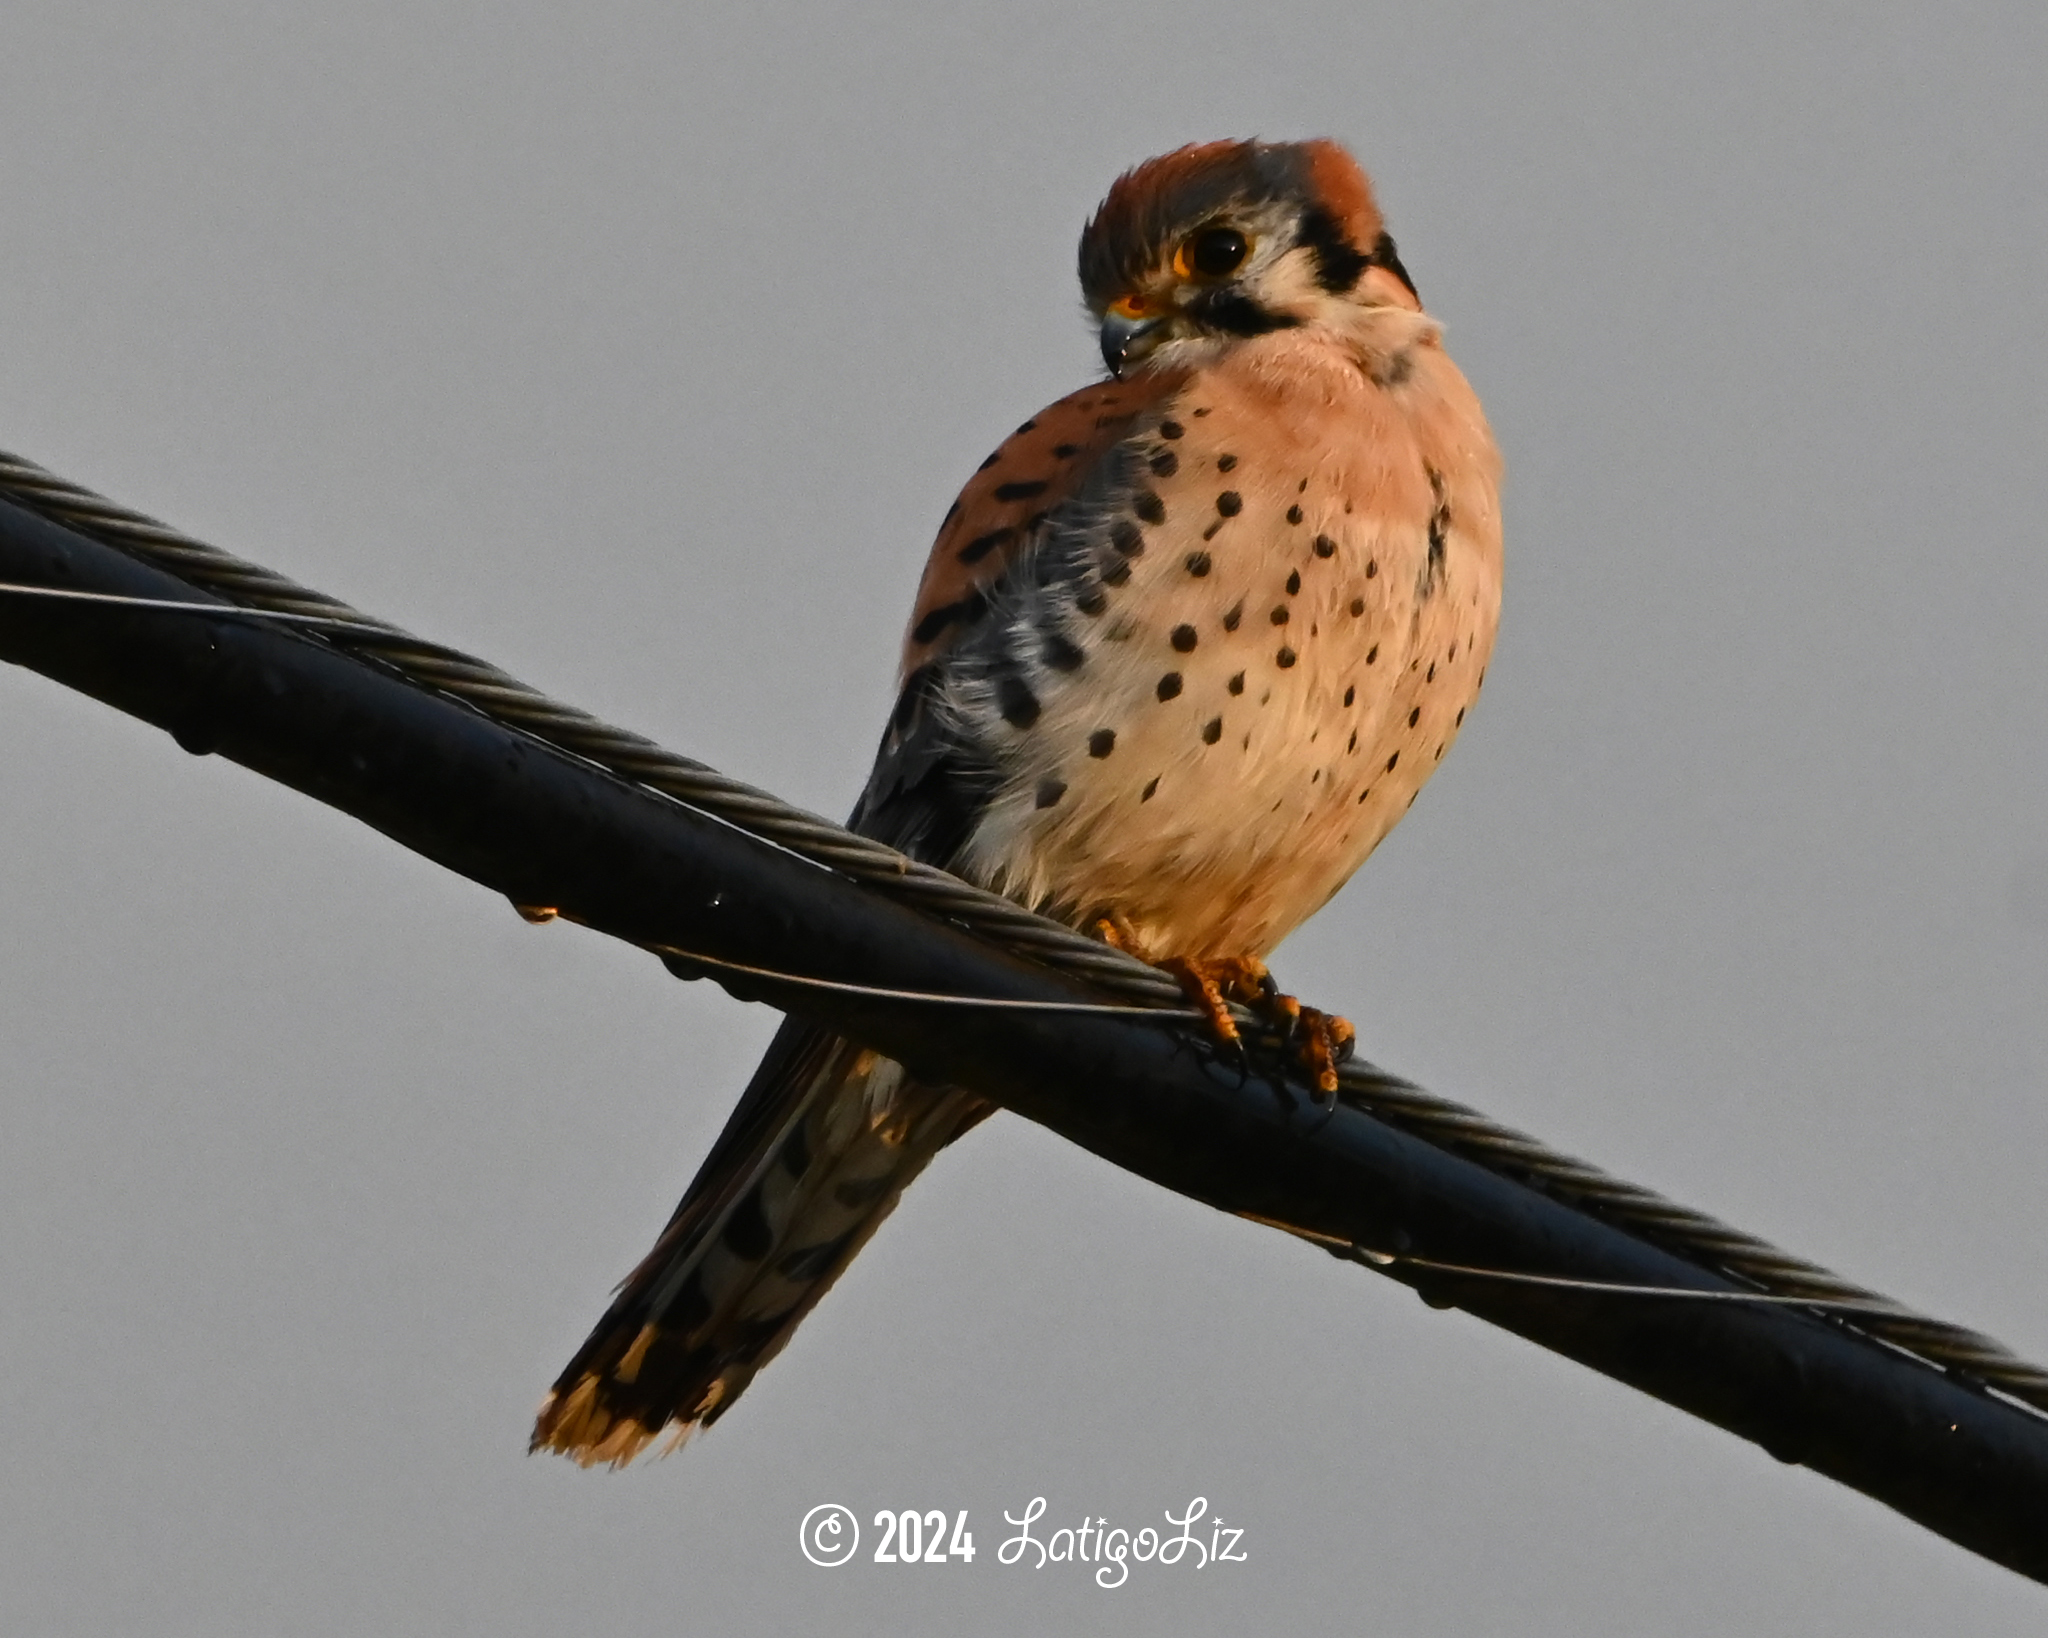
<box><xmin>533</xmin><ymin>138</ymin><xmax>1502</xmax><ymax>1464</ymax></box>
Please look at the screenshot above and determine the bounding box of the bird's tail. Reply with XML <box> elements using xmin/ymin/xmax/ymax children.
<box><xmin>531</xmin><ymin>1017</ymin><xmax>990</xmax><ymax>1465</ymax></box>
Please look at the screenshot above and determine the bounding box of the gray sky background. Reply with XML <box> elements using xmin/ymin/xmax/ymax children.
<box><xmin>2</xmin><ymin>3</ymin><xmax>2045</xmax><ymax>1632</ymax></box>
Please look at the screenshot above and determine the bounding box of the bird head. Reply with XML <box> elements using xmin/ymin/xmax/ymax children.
<box><xmin>1079</xmin><ymin>138</ymin><xmax>1421</xmax><ymax>378</ymax></box>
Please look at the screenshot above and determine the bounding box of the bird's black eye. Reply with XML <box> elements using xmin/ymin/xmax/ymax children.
<box><xmin>1177</xmin><ymin>225</ymin><xmax>1250</xmax><ymax>279</ymax></box>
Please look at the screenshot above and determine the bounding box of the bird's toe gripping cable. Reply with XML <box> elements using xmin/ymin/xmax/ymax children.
<box><xmin>1091</xmin><ymin>919</ymin><xmax>1354</xmax><ymax>1097</ymax></box>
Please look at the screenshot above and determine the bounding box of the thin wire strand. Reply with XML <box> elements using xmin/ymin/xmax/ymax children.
<box><xmin>1387</xmin><ymin>1257</ymin><xmax>1906</xmax><ymax>1311</ymax></box>
<box><xmin>4</xmin><ymin>447</ymin><xmax>2044</xmax><ymax>1416</ymax></box>
<box><xmin>647</xmin><ymin>942</ymin><xmax>1207</xmax><ymax>1018</ymax></box>
<box><xmin>1245</xmin><ymin>1219</ymin><xmax>1914</xmax><ymax>1314</ymax></box>
<box><xmin>0</xmin><ymin>580</ymin><xmax>369</xmax><ymax>627</ymax></box>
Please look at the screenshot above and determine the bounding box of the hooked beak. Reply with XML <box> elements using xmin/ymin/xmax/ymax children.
<box><xmin>1099</xmin><ymin>307</ymin><xmax>1165</xmax><ymax>377</ymax></box>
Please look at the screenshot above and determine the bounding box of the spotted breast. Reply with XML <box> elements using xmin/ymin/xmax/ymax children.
<box><xmin>867</xmin><ymin>318</ymin><xmax>1500</xmax><ymax>961</ymax></box>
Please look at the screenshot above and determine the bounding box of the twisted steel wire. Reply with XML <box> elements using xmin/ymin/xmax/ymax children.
<box><xmin>4</xmin><ymin>445</ymin><xmax>2043</xmax><ymax>1415</ymax></box>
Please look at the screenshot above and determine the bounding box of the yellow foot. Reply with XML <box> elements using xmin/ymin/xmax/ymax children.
<box><xmin>1292</xmin><ymin>1005</ymin><xmax>1356</xmax><ymax>1097</ymax></box>
<box><xmin>1162</xmin><ymin>954</ymin><xmax>1273</xmax><ymax>1048</ymax></box>
<box><xmin>1091</xmin><ymin>913</ymin><xmax>1143</xmax><ymax>954</ymax></box>
<box><xmin>1164</xmin><ymin>955</ymin><xmax>1353</xmax><ymax>1098</ymax></box>
<box><xmin>1090</xmin><ymin>921</ymin><xmax>1354</xmax><ymax>1097</ymax></box>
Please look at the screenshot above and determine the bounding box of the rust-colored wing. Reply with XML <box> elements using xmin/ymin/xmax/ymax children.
<box><xmin>898</xmin><ymin>371</ymin><xmax>1188</xmax><ymax>677</ymax></box>
<box><xmin>853</xmin><ymin>370</ymin><xmax>1186</xmax><ymax>864</ymax></box>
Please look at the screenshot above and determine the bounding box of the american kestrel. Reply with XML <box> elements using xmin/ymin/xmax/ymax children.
<box><xmin>534</xmin><ymin>138</ymin><xmax>1502</xmax><ymax>1463</ymax></box>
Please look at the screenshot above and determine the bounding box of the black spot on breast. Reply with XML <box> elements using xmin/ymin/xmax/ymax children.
<box><xmin>1171</xmin><ymin>624</ymin><xmax>1198</xmax><ymax>652</ymax></box>
<box><xmin>1347</xmin><ymin>730</ymin><xmax>1357</xmax><ymax>751</ymax></box>
<box><xmin>1408</xmin><ymin>707</ymin><xmax>1421</xmax><ymax>727</ymax></box>
<box><xmin>1150</xmin><ymin>449</ymin><xmax>1179</xmax><ymax>478</ymax></box>
<box><xmin>1286</xmin><ymin>569</ymin><xmax>1301</xmax><ymax>595</ymax></box>
<box><xmin>1366</xmin><ymin>558</ymin><xmax>1378</xmax><ymax>579</ymax></box>
<box><xmin>1016</xmin><ymin>419</ymin><xmax>1038</xmax><ymax>434</ymax></box>
<box><xmin>1228</xmin><ymin>671</ymin><xmax>1245</xmax><ymax>695</ymax></box>
<box><xmin>1269</xmin><ymin>605</ymin><xmax>1290</xmax><ymax>625</ymax></box>
<box><xmin>911</xmin><ymin>590</ymin><xmax>988</xmax><ymax>644</ymax></box>
<box><xmin>1134</xmin><ymin>491</ymin><xmax>1166</xmax><ymax>524</ymax></box>
<box><xmin>1427</xmin><ymin>662</ymin><xmax>1437</xmax><ymax>682</ymax></box>
<box><xmin>1366</xmin><ymin>643</ymin><xmax>1379</xmax><ymax>663</ymax></box>
<box><xmin>1042</xmin><ymin>631</ymin><xmax>1086</xmax><ymax>672</ymax></box>
<box><xmin>1201</xmin><ymin>716</ymin><xmax>1223</xmax><ymax>744</ymax></box>
<box><xmin>1216</xmin><ymin>490</ymin><xmax>1243</xmax><ymax>517</ymax></box>
<box><xmin>1192</xmin><ymin>406</ymin><xmax>1210</xmax><ymax>416</ymax></box>
<box><xmin>1110</xmin><ymin>519</ymin><xmax>1145</xmax><ymax>556</ymax></box>
<box><xmin>1053</xmin><ymin>442</ymin><xmax>1080</xmax><ymax>458</ymax></box>
<box><xmin>1156</xmin><ymin>672</ymin><xmax>1183</xmax><ymax>701</ymax></box>
<box><xmin>994</xmin><ymin>479</ymin><xmax>1050</xmax><ymax>502</ymax></box>
<box><xmin>1343</xmin><ymin>685</ymin><xmax>1355</xmax><ymax>707</ymax></box>
<box><xmin>1222</xmin><ymin>601</ymin><xmax>1244</xmax><ymax>631</ymax></box>
<box><xmin>1455</xmin><ymin>706</ymin><xmax>1466</xmax><ymax>725</ymax></box>
<box><xmin>1313</xmin><ymin>535</ymin><xmax>1336</xmax><ymax>559</ymax></box>
<box><xmin>1185</xmin><ymin>551</ymin><xmax>1212</xmax><ymax>577</ymax></box>
<box><xmin>977</xmin><ymin>451</ymin><xmax>1001</xmax><ymax>471</ymax></box>
<box><xmin>998</xmin><ymin>676</ymin><xmax>1042</xmax><ymax>728</ymax></box>
<box><xmin>1141</xmin><ymin>776</ymin><xmax>1160</xmax><ymax>801</ymax></box>
<box><xmin>1089</xmin><ymin>729</ymin><xmax>1116</xmax><ymax>758</ymax></box>
<box><xmin>1202</xmin><ymin>521</ymin><xmax>1224</xmax><ymax>541</ymax></box>
<box><xmin>1217</xmin><ymin>453</ymin><xmax>1239</xmax><ymax>472</ymax></box>
<box><xmin>957</xmin><ymin>527</ymin><xmax>1014</xmax><ymax>565</ymax></box>
<box><xmin>1159</xmin><ymin>419</ymin><xmax>1185</xmax><ymax>440</ymax></box>
<box><xmin>1075</xmin><ymin>586</ymin><xmax>1108</xmax><ymax>616</ymax></box>
<box><xmin>1276</xmin><ymin>647</ymin><xmax>1297</xmax><ymax>668</ymax></box>
<box><xmin>1035</xmin><ymin>778</ymin><xmax>1067</xmax><ymax>809</ymax></box>
<box><xmin>1287</xmin><ymin>505</ymin><xmax>1304</xmax><ymax>526</ymax></box>
<box><xmin>1349</xmin><ymin>598</ymin><xmax>1366</xmax><ymax>617</ymax></box>
<box><xmin>1385</xmin><ymin>751</ymin><xmax>1400</xmax><ymax>772</ymax></box>
<box><xmin>1100</xmin><ymin>557</ymin><xmax>1132</xmax><ymax>587</ymax></box>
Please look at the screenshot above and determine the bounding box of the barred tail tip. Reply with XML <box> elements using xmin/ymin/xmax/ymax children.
<box><xmin>530</xmin><ymin>1372</ymin><xmax>730</xmax><ymax>1469</ymax></box>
